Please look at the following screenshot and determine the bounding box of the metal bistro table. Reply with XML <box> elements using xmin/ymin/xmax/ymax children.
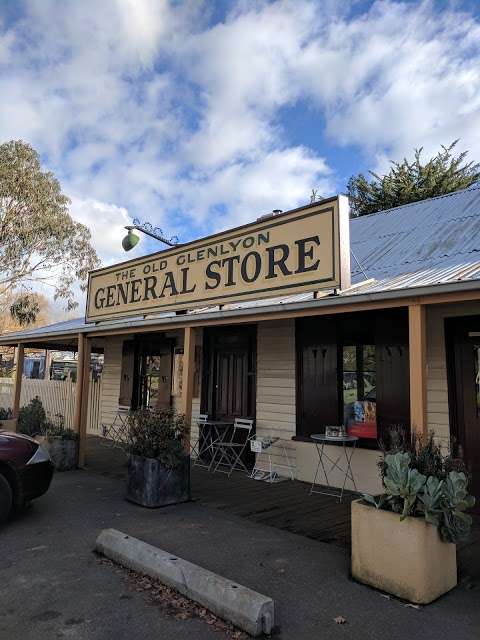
<box><xmin>193</xmin><ymin>420</ymin><xmax>233</xmax><ymax>470</ymax></box>
<box><xmin>310</xmin><ymin>433</ymin><xmax>359</xmax><ymax>501</ymax></box>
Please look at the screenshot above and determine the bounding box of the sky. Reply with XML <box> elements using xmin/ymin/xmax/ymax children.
<box><xmin>1</xmin><ymin>0</ymin><xmax>480</xmax><ymax>312</ymax></box>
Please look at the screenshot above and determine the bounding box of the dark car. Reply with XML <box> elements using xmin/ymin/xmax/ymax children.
<box><xmin>0</xmin><ymin>430</ymin><xmax>54</xmax><ymax>523</ymax></box>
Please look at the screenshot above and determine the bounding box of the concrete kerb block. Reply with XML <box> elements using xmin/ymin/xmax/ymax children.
<box><xmin>95</xmin><ymin>528</ymin><xmax>274</xmax><ymax>637</ymax></box>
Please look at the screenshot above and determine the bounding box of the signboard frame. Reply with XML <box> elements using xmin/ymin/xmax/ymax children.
<box><xmin>85</xmin><ymin>195</ymin><xmax>350</xmax><ymax>323</ymax></box>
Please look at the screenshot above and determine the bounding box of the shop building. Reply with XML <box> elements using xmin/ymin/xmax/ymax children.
<box><xmin>1</xmin><ymin>187</ymin><xmax>479</xmax><ymax>502</ymax></box>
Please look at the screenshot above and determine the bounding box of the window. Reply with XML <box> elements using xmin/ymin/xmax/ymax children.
<box><xmin>342</xmin><ymin>344</ymin><xmax>377</xmax><ymax>439</ymax></box>
<box><xmin>296</xmin><ymin>311</ymin><xmax>409</xmax><ymax>447</ymax></box>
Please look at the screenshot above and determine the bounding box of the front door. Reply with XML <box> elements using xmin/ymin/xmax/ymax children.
<box><xmin>446</xmin><ymin>316</ymin><xmax>480</xmax><ymax>506</ymax></box>
<box><xmin>202</xmin><ymin>325</ymin><xmax>256</xmax><ymax>422</ymax></box>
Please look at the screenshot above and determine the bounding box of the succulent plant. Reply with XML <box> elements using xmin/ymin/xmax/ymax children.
<box><xmin>438</xmin><ymin>471</ymin><xmax>476</xmax><ymax>543</ymax></box>
<box><xmin>364</xmin><ymin>448</ymin><xmax>476</xmax><ymax>544</ymax></box>
<box><xmin>418</xmin><ymin>475</ymin><xmax>444</xmax><ymax>526</ymax></box>
<box><xmin>383</xmin><ymin>452</ymin><xmax>427</xmax><ymax>520</ymax></box>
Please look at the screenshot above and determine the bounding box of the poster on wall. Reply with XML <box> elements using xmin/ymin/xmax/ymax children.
<box><xmin>86</xmin><ymin>195</ymin><xmax>350</xmax><ymax>322</ymax></box>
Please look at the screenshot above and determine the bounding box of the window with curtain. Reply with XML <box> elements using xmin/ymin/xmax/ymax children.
<box><xmin>296</xmin><ymin>310</ymin><xmax>409</xmax><ymax>447</ymax></box>
<box><xmin>342</xmin><ymin>344</ymin><xmax>377</xmax><ymax>439</ymax></box>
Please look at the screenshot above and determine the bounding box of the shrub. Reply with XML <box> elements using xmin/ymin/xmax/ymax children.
<box><xmin>125</xmin><ymin>408</ymin><xmax>187</xmax><ymax>470</ymax></box>
<box><xmin>44</xmin><ymin>422</ymin><xmax>78</xmax><ymax>442</ymax></box>
<box><xmin>364</xmin><ymin>431</ymin><xmax>475</xmax><ymax>544</ymax></box>
<box><xmin>17</xmin><ymin>396</ymin><xmax>46</xmax><ymax>436</ymax></box>
<box><xmin>378</xmin><ymin>429</ymin><xmax>468</xmax><ymax>480</ymax></box>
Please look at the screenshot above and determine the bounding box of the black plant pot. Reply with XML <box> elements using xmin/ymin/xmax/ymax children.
<box><xmin>126</xmin><ymin>454</ymin><xmax>191</xmax><ymax>508</ymax></box>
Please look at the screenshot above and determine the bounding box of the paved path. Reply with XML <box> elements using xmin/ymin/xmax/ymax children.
<box><xmin>1</xmin><ymin>470</ymin><xmax>478</xmax><ymax>639</ymax></box>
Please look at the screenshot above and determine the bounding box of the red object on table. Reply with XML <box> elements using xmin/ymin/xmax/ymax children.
<box><xmin>348</xmin><ymin>421</ymin><xmax>377</xmax><ymax>439</ymax></box>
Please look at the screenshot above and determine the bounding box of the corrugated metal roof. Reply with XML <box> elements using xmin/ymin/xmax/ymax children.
<box><xmin>2</xmin><ymin>185</ymin><xmax>480</xmax><ymax>343</ymax></box>
<box><xmin>349</xmin><ymin>185</ymin><xmax>480</xmax><ymax>283</ymax></box>
<box><xmin>2</xmin><ymin>317</ymin><xmax>88</xmax><ymax>338</ymax></box>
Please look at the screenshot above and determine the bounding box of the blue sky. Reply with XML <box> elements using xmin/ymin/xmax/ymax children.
<box><xmin>1</xmin><ymin>0</ymin><xmax>480</xmax><ymax>275</ymax></box>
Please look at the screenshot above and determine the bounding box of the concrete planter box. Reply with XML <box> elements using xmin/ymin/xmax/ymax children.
<box><xmin>126</xmin><ymin>454</ymin><xmax>191</xmax><ymax>508</ymax></box>
<box><xmin>351</xmin><ymin>499</ymin><xmax>457</xmax><ymax>604</ymax></box>
<box><xmin>0</xmin><ymin>418</ymin><xmax>17</xmax><ymax>431</ymax></box>
<box><xmin>46</xmin><ymin>438</ymin><xmax>78</xmax><ymax>471</ymax></box>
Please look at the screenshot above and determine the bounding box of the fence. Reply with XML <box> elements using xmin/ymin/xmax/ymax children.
<box><xmin>0</xmin><ymin>376</ymin><xmax>103</xmax><ymax>435</ymax></box>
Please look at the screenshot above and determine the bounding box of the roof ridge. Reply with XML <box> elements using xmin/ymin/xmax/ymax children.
<box><xmin>350</xmin><ymin>184</ymin><xmax>480</xmax><ymax>222</ymax></box>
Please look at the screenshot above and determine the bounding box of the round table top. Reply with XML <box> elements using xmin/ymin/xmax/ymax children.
<box><xmin>198</xmin><ymin>419</ymin><xmax>233</xmax><ymax>427</ymax></box>
<box><xmin>310</xmin><ymin>433</ymin><xmax>359</xmax><ymax>443</ymax></box>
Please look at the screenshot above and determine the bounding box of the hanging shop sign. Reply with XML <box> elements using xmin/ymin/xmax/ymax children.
<box><xmin>85</xmin><ymin>195</ymin><xmax>350</xmax><ymax>322</ymax></box>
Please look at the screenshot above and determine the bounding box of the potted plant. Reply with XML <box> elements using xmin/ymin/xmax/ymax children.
<box><xmin>351</xmin><ymin>432</ymin><xmax>475</xmax><ymax>604</ymax></box>
<box><xmin>125</xmin><ymin>408</ymin><xmax>190</xmax><ymax>508</ymax></box>
<box><xmin>0</xmin><ymin>407</ymin><xmax>16</xmax><ymax>431</ymax></box>
<box><xmin>17</xmin><ymin>396</ymin><xmax>47</xmax><ymax>436</ymax></box>
<box><xmin>43</xmin><ymin>421</ymin><xmax>79</xmax><ymax>471</ymax></box>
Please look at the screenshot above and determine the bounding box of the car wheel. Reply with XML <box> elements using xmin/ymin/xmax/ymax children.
<box><xmin>0</xmin><ymin>473</ymin><xmax>13</xmax><ymax>524</ymax></box>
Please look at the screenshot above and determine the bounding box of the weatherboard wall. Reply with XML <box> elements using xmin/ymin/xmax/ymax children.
<box><xmin>100</xmin><ymin>336</ymin><xmax>124</xmax><ymax>428</ymax></box>
<box><xmin>255</xmin><ymin>319</ymin><xmax>298</xmax><ymax>475</ymax></box>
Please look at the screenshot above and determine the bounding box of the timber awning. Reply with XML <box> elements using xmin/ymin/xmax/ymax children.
<box><xmin>1</xmin><ymin>277</ymin><xmax>480</xmax><ymax>346</ymax></box>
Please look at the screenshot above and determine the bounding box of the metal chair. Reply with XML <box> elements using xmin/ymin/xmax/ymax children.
<box><xmin>211</xmin><ymin>418</ymin><xmax>254</xmax><ymax>477</ymax></box>
<box><xmin>191</xmin><ymin>414</ymin><xmax>209</xmax><ymax>466</ymax></box>
<box><xmin>249</xmin><ymin>435</ymin><xmax>295</xmax><ymax>482</ymax></box>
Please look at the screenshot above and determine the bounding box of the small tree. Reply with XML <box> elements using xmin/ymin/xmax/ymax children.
<box><xmin>0</xmin><ymin>140</ymin><xmax>100</xmax><ymax>324</ymax></box>
<box><xmin>347</xmin><ymin>141</ymin><xmax>480</xmax><ymax>217</ymax></box>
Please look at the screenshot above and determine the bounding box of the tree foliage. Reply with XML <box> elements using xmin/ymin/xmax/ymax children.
<box><xmin>347</xmin><ymin>141</ymin><xmax>480</xmax><ymax>217</ymax></box>
<box><xmin>0</xmin><ymin>140</ymin><xmax>100</xmax><ymax>323</ymax></box>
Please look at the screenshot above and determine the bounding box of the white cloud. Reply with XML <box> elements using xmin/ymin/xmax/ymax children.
<box><xmin>293</xmin><ymin>1</ymin><xmax>480</xmax><ymax>167</ymax></box>
<box><xmin>68</xmin><ymin>197</ymin><xmax>143</xmax><ymax>265</ymax></box>
<box><xmin>180</xmin><ymin>1</ymin><xmax>316</xmax><ymax>168</ymax></box>
<box><xmin>175</xmin><ymin>146</ymin><xmax>332</xmax><ymax>230</ymax></box>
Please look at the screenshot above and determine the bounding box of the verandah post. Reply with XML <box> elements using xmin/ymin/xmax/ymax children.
<box><xmin>72</xmin><ymin>333</ymin><xmax>85</xmax><ymax>435</ymax></box>
<box><xmin>408</xmin><ymin>303</ymin><xmax>428</xmax><ymax>441</ymax></box>
<box><xmin>181</xmin><ymin>326</ymin><xmax>195</xmax><ymax>454</ymax></box>
<box><xmin>12</xmin><ymin>343</ymin><xmax>25</xmax><ymax>431</ymax></box>
<box><xmin>78</xmin><ymin>337</ymin><xmax>91</xmax><ymax>467</ymax></box>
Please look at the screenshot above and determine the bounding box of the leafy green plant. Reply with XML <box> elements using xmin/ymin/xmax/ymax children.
<box><xmin>439</xmin><ymin>472</ymin><xmax>475</xmax><ymax>543</ymax></box>
<box><xmin>17</xmin><ymin>396</ymin><xmax>46</xmax><ymax>436</ymax></box>
<box><xmin>383</xmin><ymin>453</ymin><xmax>427</xmax><ymax>519</ymax></box>
<box><xmin>44</xmin><ymin>421</ymin><xmax>78</xmax><ymax>442</ymax></box>
<box><xmin>125</xmin><ymin>408</ymin><xmax>187</xmax><ymax>470</ymax></box>
<box><xmin>361</xmin><ymin>494</ymin><xmax>390</xmax><ymax>510</ymax></box>
<box><xmin>418</xmin><ymin>476</ymin><xmax>444</xmax><ymax>526</ymax></box>
<box><xmin>378</xmin><ymin>429</ymin><xmax>456</xmax><ymax>479</ymax></box>
<box><xmin>364</xmin><ymin>434</ymin><xmax>475</xmax><ymax>544</ymax></box>
<box><xmin>0</xmin><ymin>139</ymin><xmax>99</xmax><ymax>322</ymax></box>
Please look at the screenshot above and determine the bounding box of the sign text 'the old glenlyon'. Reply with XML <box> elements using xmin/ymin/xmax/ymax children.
<box><xmin>85</xmin><ymin>196</ymin><xmax>350</xmax><ymax>322</ymax></box>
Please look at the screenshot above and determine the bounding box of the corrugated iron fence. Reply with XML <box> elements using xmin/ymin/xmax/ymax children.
<box><xmin>0</xmin><ymin>376</ymin><xmax>102</xmax><ymax>435</ymax></box>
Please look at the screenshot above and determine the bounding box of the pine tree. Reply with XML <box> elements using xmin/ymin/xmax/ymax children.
<box><xmin>347</xmin><ymin>141</ymin><xmax>480</xmax><ymax>217</ymax></box>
